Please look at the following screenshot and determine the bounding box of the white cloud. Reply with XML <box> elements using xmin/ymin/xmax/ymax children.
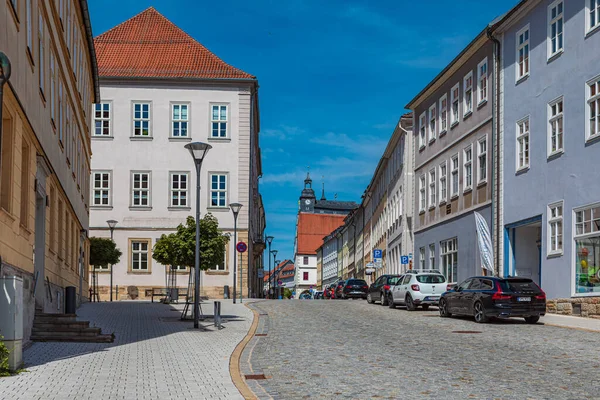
<box><xmin>262</xmin><ymin>125</ymin><xmax>304</xmax><ymax>140</ymax></box>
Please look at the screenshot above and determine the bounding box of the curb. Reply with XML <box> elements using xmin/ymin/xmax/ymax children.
<box><xmin>229</xmin><ymin>303</ymin><xmax>261</xmax><ymax>400</ymax></box>
<box><xmin>542</xmin><ymin>322</ymin><xmax>600</xmax><ymax>333</ymax></box>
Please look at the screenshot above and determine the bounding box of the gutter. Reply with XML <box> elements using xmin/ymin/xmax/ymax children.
<box><xmin>79</xmin><ymin>0</ymin><xmax>101</xmax><ymax>103</ymax></box>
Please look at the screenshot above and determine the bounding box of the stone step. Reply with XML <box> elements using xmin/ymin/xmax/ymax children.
<box><xmin>35</xmin><ymin>313</ymin><xmax>77</xmax><ymax>318</ymax></box>
<box><xmin>34</xmin><ymin>315</ymin><xmax>78</xmax><ymax>323</ymax></box>
<box><xmin>30</xmin><ymin>334</ymin><xmax>114</xmax><ymax>343</ymax></box>
<box><xmin>32</xmin><ymin>327</ymin><xmax>102</xmax><ymax>336</ymax></box>
<box><xmin>33</xmin><ymin>321</ymin><xmax>90</xmax><ymax>329</ymax></box>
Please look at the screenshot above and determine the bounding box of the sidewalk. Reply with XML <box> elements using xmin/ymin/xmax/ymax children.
<box><xmin>0</xmin><ymin>299</ymin><xmax>254</xmax><ymax>400</ymax></box>
<box><xmin>541</xmin><ymin>313</ymin><xmax>600</xmax><ymax>332</ymax></box>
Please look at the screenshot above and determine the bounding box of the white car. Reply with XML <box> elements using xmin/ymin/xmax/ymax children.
<box><xmin>389</xmin><ymin>270</ymin><xmax>448</xmax><ymax>311</ymax></box>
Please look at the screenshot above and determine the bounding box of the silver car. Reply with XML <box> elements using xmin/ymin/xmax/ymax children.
<box><xmin>389</xmin><ymin>270</ymin><xmax>448</xmax><ymax>311</ymax></box>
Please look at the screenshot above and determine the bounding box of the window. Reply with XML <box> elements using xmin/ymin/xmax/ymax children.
<box><xmin>92</xmin><ymin>171</ymin><xmax>111</xmax><ymax>206</ymax></box>
<box><xmin>211</xmin><ymin>104</ymin><xmax>228</xmax><ymax>138</ymax></box>
<box><xmin>440</xmin><ymin>238</ymin><xmax>458</xmax><ymax>283</ymax></box>
<box><xmin>463</xmin><ymin>72</ymin><xmax>473</xmax><ymax>116</ymax></box>
<box><xmin>210</xmin><ymin>173</ymin><xmax>227</xmax><ymax>207</ymax></box>
<box><xmin>50</xmin><ymin>50</ymin><xmax>56</xmax><ymax>125</ymax></box>
<box><xmin>38</xmin><ymin>13</ymin><xmax>45</xmax><ymax>95</ymax></box>
<box><xmin>439</xmin><ymin>161</ymin><xmax>447</xmax><ymax>203</ymax></box>
<box><xmin>131</xmin><ymin>240</ymin><xmax>149</xmax><ymax>271</ymax></box>
<box><xmin>58</xmin><ymin>80</ymin><xmax>63</xmax><ymax>144</ymax></box>
<box><xmin>428</xmin><ymin>104</ymin><xmax>436</xmax><ymax>142</ymax></box>
<box><xmin>548</xmin><ymin>202</ymin><xmax>563</xmax><ymax>255</ymax></box>
<box><xmin>132</xmin><ymin>102</ymin><xmax>151</xmax><ymax>136</ymax></box>
<box><xmin>477</xmin><ymin>136</ymin><xmax>487</xmax><ymax>184</ymax></box>
<box><xmin>477</xmin><ymin>58</ymin><xmax>488</xmax><ymax>104</ymax></box>
<box><xmin>463</xmin><ymin>145</ymin><xmax>472</xmax><ymax>190</ymax></box>
<box><xmin>131</xmin><ymin>172</ymin><xmax>150</xmax><ymax>207</ymax></box>
<box><xmin>439</xmin><ymin>95</ymin><xmax>448</xmax><ymax>134</ymax></box>
<box><xmin>172</xmin><ymin>103</ymin><xmax>189</xmax><ymax>137</ymax></box>
<box><xmin>429</xmin><ymin>244</ymin><xmax>435</xmax><ymax>269</ymax></box>
<box><xmin>588</xmin><ymin>0</ymin><xmax>600</xmax><ymax>32</ymax></box>
<box><xmin>419</xmin><ymin>247</ymin><xmax>425</xmax><ymax>270</ymax></box>
<box><xmin>516</xmin><ymin>26</ymin><xmax>530</xmax><ymax>80</ymax></box>
<box><xmin>517</xmin><ymin>118</ymin><xmax>530</xmax><ymax>170</ymax></box>
<box><xmin>451</xmin><ymin>84</ymin><xmax>460</xmax><ymax>125</ymax></box>
<box><xmin>429</xmin><ymin>169</ymin><xmax>436</xmax><ymax>208</ymax></box>
<box><xmin>303</xmin><ymin>256</ymin><xmax>309</xmax><ymax>265</ymax></box>
<box><xmin>303</xmin><ymin>271</ymin><xmax>309</xmax><ymax>281</ymax></box>
<box><xmin>93</xmin><ymin>103</ymin><xmax>111</xmax><ymax>136</ymax></box>
<box><xmin>170</xmin><ymin>173</ymin><xmax>188</xmax><ymax>207</ymax></box>
<box><xmin>209</xmin><ymin>247</ymin><xmax>227</xmax><ymax>271</ymax></box>
<box><xmin>419</xmin><ymin>112</ymin><xmax>426</xmax><ymax>148</ymax></box>
<box><xmin>20</xmin><ymin>140</ymin><xmax>30</xmax><ymax>226</ymax></box>
<box><xmin>1</xmin><ymin>114</ymin><xmax>14</xmax><ymax>212</ymax></box>
<box><xmin>451</xmin><ymin>154</ymin><xmax>459</xmax><ymax>197</ymax></box>
<box><xmin>548</xmin><ymin>97</ymin><xmax>564</xmax><ymax>155</ymax></box>
<box><xmin>26</xmin><ymin>0</ymin><xmax>32</xmax><ymax>56</ymax></box>
<box><xmin>419</xmin><ymin>175</ymin><xmax>426</xmax><ymax>212</ymax></box>
<box><xmin>548</xmin><ymin>1</ymin><xmax>564</xmax><ymax>58</ymax></box>
<box><xmin>58</xmin><ymin>200</ymin><xmax>64</xmax><ymax>258</ymax></box>
<box><xmin>587</xmin><ymin>76</ymin><xmax>600</xmax><ymax>141</ymax></box>
<box><xmin>574</xmin><ymin>204</ymin><xmax>600</xmax><ymax>294</ymax></box>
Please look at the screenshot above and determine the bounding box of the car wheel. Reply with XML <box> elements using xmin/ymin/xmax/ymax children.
<box><xmin>406</xmin><ymin>295</ymin><xmax>416</xmax><ymax>311</ymax></box>
<box><xmin>421</xmin><ymin>305</ymin><xmax>430</xmax><ymax>311</ymax></box>
<box><xmin>381</xmin><ymin>292</ymin><xmax>388</xmax><ymax>306</ymax></box>
<box><xmin>388</xmin><ymin>294</ymin><xmax>396</xmax><ymax>309</ymax></box>
<box><xmin>439</xmin><ymin>299</ymin><xmax>452</xmax><ymax>318</ymax></box>
<box><xmin>473</xmin><ymin>301</ymin><xmax>489</xmax><ymax>323</ymax></box>
<box><xmin>524</xmin><ymin>316</ymin><xmax>540</xmax><ymax>324</ymax></box>
<box><xmin>367</xmin><ymin>293</ymin><xmax>374</xmax><ymax>304</ymax></box>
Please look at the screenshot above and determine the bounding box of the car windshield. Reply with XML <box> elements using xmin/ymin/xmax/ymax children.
<box><xmin>501</xmin><ymin>279</ymin><xmax>540</xmax><ymax>293</ymax></box>
<box><xmin>416</xmin><ymin>274</ymin><xmax>446</xmax><ymax>284</ymax></box>
<box><xmin>389</xmin><ymin>276</ymin><xmax>403</xmax><ymax>285</ymax></box>
<box><xmin>347</xmin><ymin>280</ymin><xmax>367</xmax><ymax>285</ymax></box>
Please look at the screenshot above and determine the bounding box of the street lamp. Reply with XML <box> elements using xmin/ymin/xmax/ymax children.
<box><xmin>229</xmin><ymin>203</ymin><xmax>243</xmax><ymax>304</ymax></box>
<box><xmin>265</xmin><ymin>236</ymin><xmax>274</xmax><ymax>298</ymax></box>
<box><xmin>0</xmin><ymin>53</ymin><xmax>12</xmax><ymax>149</ymax></box>
<box><xmin>107</xmin><ymin>219</ymin><xmax>118</xmax><ymax>301</ymax></box>
<box><xmin>271</xmin><ymin>250</ymin><xmax>278</xmax><ymax>299</ymax></box>
<box><xmin>184</xmin><ymin>142</ymin><xmax>212</xmax><ymax>329</ymax></box>
<box><xmin>274</xmin><ymin>259</ymin><xmax>281</xmax><ymax>297</ymax></box>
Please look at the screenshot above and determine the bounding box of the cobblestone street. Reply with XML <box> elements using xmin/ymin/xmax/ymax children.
<box><xmin>0</xmin><ymin>301</ymin><xmax>253</xmax><ymax>400</ymax></box>
<box><xmin>243</xmin><ymin>299</ymin><xmax>600</xmax><ymax>400</ymax></box>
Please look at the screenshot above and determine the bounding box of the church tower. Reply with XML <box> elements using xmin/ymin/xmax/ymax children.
<box><xmin>299</xmin><ymin>172</ymin><xmax>316</xmax><ymax>213</ymax></box>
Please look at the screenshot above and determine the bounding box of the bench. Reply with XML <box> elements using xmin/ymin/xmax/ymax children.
<box><xmin>151</xmin><ymin>288</ymin><xmax>189</xmax><ymax>303</ymax></box>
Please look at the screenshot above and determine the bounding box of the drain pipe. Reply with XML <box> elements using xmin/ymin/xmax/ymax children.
<box><xmin>487</xmin><ymin>27</ymin><xmax>501</xmax><ymax>277</ymax></box>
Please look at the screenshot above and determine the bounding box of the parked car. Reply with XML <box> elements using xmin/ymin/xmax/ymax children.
<box><xmin>367</xmin><ymin>274</ymin><xmax>403</xmax><ymax>305</ymax></box>
<box><xmin>340</xmin><ymin>279</ymin><xmax>369</xmax><ymax>299</ymax></box>
<box><xmin>323</xmin><ymin>285</ymin><xmax>333</xmax><ymax>299</ymax></box>
<box><xmin>313</xmin><ymin>291</ymin><xmax>324</xmax><ymax>299</ymax></box>
<box><xmin>439</xmin><ymin>276</ymin><xmax>546</xmax><ymax>323</ymax></box>
<box><xmin>389</xmin><ymin>270</ymin><xmax>447</xmax><ymax>310</ymax></box>
<box><xmin>334</xmin><ymin>281</ymin><xmax>346</xmax><ymax>299</ymax></box>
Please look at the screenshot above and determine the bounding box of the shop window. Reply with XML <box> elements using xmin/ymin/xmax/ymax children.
<box><xmin>575</xmin><ymin>204</ymin><xmax>600</xmax><ymax>294</ymax></box>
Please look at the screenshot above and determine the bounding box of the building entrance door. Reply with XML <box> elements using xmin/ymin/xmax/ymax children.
<box><xmin>505</xmin><ymin>216</ymin><xmax>542</xmax><ymax>286</ymax></box>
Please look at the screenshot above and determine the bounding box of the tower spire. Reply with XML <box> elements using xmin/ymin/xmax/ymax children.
<box><xmin>321</xmin><ymin>176</ymin><xmax>326</xmax><ymax>201</ymax></box>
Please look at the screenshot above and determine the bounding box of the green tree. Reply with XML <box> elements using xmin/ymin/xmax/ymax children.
<box><xmin>155</xmin><ymin>214</ymin><xmax>228</xmax><ymax>270</ymax></box>
<box><xmin>89</xmin><ymin>237</ymin><xmax>122</xmax><ymax>268</ymax></box>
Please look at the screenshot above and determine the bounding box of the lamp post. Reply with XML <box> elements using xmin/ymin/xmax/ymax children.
<box><xmin>107</xmin><ymin>219</ymin><xmax>118</xmax><ymax>301</ymax></box>
<box><xmin>184</xmin><ymin>142</ymin><xmax>212</xmax><ymax>329</ymax></box>
<box><xmin>274</xmin><ymin>259</ymin><xmax>281</xmax><ymax>298</ymax></box>
<box><xmin>271</xmin><ymin>250</ymin><xmax>278</xmax><ymax>299</ymax></box>
<box><xmin>0</xmin><ymin>53</ymin><xmax>12</xmax><ymax>153</ymax></box>
<box><xmin>229</xmin><ymin>203</ymin><xmax>242</xmax><ymax>304</ymax></box>
<box><xmin>265</xmin><ymin>236</ymin><xmax>274</xmax><ymax>298</ymax></box>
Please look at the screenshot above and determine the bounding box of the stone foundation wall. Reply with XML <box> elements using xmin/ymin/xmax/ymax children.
<box><xmin>93</xmin><ymin>285</ymin><xmax>237</xmax><ymax>302</ymax></box>
<box><xmin>546</xmin><ymin>298</ymin><xmax>600</xmax><ymax>319</ymax></box>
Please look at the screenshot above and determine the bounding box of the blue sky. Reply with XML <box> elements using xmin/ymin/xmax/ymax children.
<box><xmin>89</xmin><ymin>0</ymin><xmax>518</xmax><ymax>261</ymax></box>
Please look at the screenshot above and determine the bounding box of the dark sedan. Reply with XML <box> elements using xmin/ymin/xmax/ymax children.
<box><xmin>340</xmin><ymin>279</ymin><xmax>369</xmax><ymax>299</ymax></box>
<box><xmin>334</xmin><ymin>281</ymin><xmax>346</xmax><ymax>299</ymax></box>
<box><xmin>367</xmin><ymin>274</ymin><xmax>403</xmax><ymax>306</ymax></box>
<box><xmin>439</xmin><ymin>276</ymin><xmax>546</xmax><ymax>323</ymax></box>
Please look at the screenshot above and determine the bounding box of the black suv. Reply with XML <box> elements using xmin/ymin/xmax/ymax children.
<box><xmin>367</xmin><ymin>274</ymin><xmax>403</xmax><ymax>306</ymax></box>
<box><xmin>439</xmin><ymin>276</ymin><xmax>546</xmax><ymax>323</ymax></box>
<box><xmin>340</xmin><ymin>279</ymin><xmax>369</xmax><ymax>299</ymax></box>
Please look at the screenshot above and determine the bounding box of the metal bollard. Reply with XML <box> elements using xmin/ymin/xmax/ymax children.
<box><xmin>214</xmin><ymin>301</ymin><xmax>222</xmax><ymax>329</ymax></box>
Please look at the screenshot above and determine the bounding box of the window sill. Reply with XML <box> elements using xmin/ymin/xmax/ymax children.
<box><xmin>0</xmin><ymin>208</ymin><xmax>16</xmax><ymax>223</ymax></box>
<box><xmin>205</xmin><ymin>271</ymin><xmax>229</xmax><ymax>275</ymax></box>
<box><xmin>428</xmin><ymin>205</ymin><xmax>436</xmax><ymax>211</ymax></box>
<box><xmin>463</xmin><ymin>111</ymin><xmax>473</xmax><ymax>120</ymax></box>
<box><xmin>419</xmin><ymin>209</ymin><xmax>426</xmax><ymax>215</ymax></box>
<box><xmin>169</xmin><ymin>137</ymin><xmax>192</xmax><ymax>142</ymax></box>
<box><xmin>92</xmin><ymin>136</ymin><xmax>114</xmax><ymax>141</ymax></box>
<box><xmin>463</xmin><ymin>188</ymin><xmax>473</xmax><ymax>194</ymax></box>
<box><xmin>438</xmin><ymin>200</ymin><xmax>447</xmax><ymax>206</ymax></box>
<box><xmin>547</xmin><ymin>251</ymin><xmax>563</xmax><ymax>259</ymax></box>
<box><xmin>207</xmin><ymin>137</ymin><xmax>231</xmax><ymax>143</ymax></box>
<box><xmin>428</xmin><ymin>137</ymin><xmax>436</xmax><ymax>145</ymax></box>
<box><xmin>419</xmin><ymin>144</ymin><xmax>426</xmax><ymax>152</ymax></box>
<box><xmin>585</xmin><ymin>24</ymin><xmax>600</xmax><ymax>39</ymax></box>
<box><xmin>26</xmin><ymin>47</ymin><xmax>35</xmax><ymax>72</ymax></box>
<box><xmin>168</xmin><ymin>206</ymin><xmax>191</xmax><ymax>211</ymax></box>
<box><xmin>439</xmin><ymin>129</ymin><xmax>447</xmax><ymax>137</ymax></box>
<box><xmin>129</xmin><ymin>206</ymin><xmax>152</xmax><ymax>211</ymax></box>
<box><xmin>7</xmin><ymin>0</ymin><xmax>19</xmax><ymax>29</ymax></box>
<box><xmin>93</xmin><ymin>270</ymin><xmax>111</xmax><ymax>274</ymax></box>
<box><xmin>450</xmin><ymin>121</ymin><xmax>459</xmax><ymax>130</ymax></box>
<box><xmin>516</xmin><ymin>166</ymin><xmax>530</xmax><ymax>175</ymax></box>
<box><xmin>585</xmin><ymin>133</ymin><xmax>600</xmax><ymax>145</ymax></box>
<box><xmin>477</xmin><ymin>180</ymin><xmax>487</xmax><ymax>188</ymax></box>
<box><xmin>477</xmin><ymin>99</ymin><xmax>487</xmax><ymax>109</ymax></box>
<box><xmin>450</xmin><ymin>194</ymin><xmax>459</xmax><ymax>201</ymax></box>
<box><xmin>516</xmin><ymin>74</ymin><xmax>529</xmax><ymax>85</ymax></box>
<box><xmin>128</xmin><ymin>270</ymin><xmax>152</xmax><ymax>275</ymax></box>
<box><xmin>90</xmin><ymin>206</ymin><xmax>113</xmax><ymax>210</ymax></box>
<box><xmin>207</xmin><ymin>207</ymin><xmax>229</xmax><ymax>212</ymax></box>
<box><xmin>547</xmin><ymin>49</ymin><xmax>563</xmax><ymax>64</ymax></box>
<box><xmin>130</xmin><ymin>136</ymin><xmax>153</xmax><ymax>141</ymax></box>
<box><xmin>39</xmin><ymin>89</ymin><xmax>46</xmax><ymax>106</ymax></box>
<box><xmin>19</xmin><ymin>224</ymin><xmax>32</xmax><ymax>237</ymax></box>
<box><xmin>547</xmin><ymin>149</ymin><xmax>564</xmax><ymax>160</ymax></box>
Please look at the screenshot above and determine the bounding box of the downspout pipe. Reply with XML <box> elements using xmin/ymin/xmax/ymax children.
<box><xmin>487</xmin><ymin>27</ymin><xmax>501</xmax><ymax>277</ymax></box>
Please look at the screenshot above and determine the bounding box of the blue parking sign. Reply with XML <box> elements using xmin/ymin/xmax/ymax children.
<box><xmin>373</xmin><ymin>249</ymin><xmax>382</xmax><ymax>259</ymax></box>
<box><xmin>401</xmin><ymin>255</ymin><xmax>409</xmax><ymax>265</ymax></box>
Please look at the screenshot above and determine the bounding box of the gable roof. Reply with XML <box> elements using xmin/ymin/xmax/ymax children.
<box><xmin>297</xmin><ymin>213</ymin><xmax>346</xmax><ymax>255</ymax></box>
<box><xmin>263</xmin><ymin>260</ymin><xmax>293</xmax><ymax>282</ymax></box>
<box><xmin>94</xmin><ymin>7</ymin><xmax>255</xmax><ymax>80</ymax></box>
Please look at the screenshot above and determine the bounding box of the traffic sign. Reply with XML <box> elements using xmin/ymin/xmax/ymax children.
<box><xmin>236</xmin><ymin>241</ymin><xmax>247</xmax><ymax>253</ymax></box>
<box><xmin>401</xmin><ymin>255</ymin><xmax>409</xmax><ymax>265</ymax></box>
<box><xmin>373</xmin><ymin>249</ymin><xmax>383</xmax><ymax>259</ymax></box>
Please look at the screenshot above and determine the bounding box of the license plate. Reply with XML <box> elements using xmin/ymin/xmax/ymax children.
<box><xmin>517</xmin><ymin>297</ymin><xmax>531</xmax><ymax>302</ymax></box>
<box><xmin>425</xmin><ymin>296</ymin><xmax>439</xmax><ymax>301</ymax></box>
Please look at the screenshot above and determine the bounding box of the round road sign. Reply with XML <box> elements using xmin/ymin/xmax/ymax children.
<box><xmin>236</xmin><ymin>241</ymin><xmax>247</xmax><ymax>253</ymax></box>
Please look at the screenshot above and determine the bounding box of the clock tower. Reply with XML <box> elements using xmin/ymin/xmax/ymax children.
<box><xmin>299</xmin><ymin>172</ymin><xmax>316</xmax><ymax>213</ymax></box>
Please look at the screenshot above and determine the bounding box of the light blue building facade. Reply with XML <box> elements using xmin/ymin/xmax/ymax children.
<box><xmin>497</xmin><ymin>0</ymin><xmax>600</xmax><ymax>299</ymax></box>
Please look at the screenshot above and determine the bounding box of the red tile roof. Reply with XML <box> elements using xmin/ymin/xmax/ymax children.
<box><xmin>297</xmin><ymin>213</ymin><xmax>346</xmax><ymax>255</ymax></box>
<box><xmin>94</xmin><ymin>7</ymin><xmax>254</xmax><ymax>80</ymax></box>
<box><xmin>263</xmin><ymin>260</ymin><xmax>293</xmax><ymax>282</ymax></box>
